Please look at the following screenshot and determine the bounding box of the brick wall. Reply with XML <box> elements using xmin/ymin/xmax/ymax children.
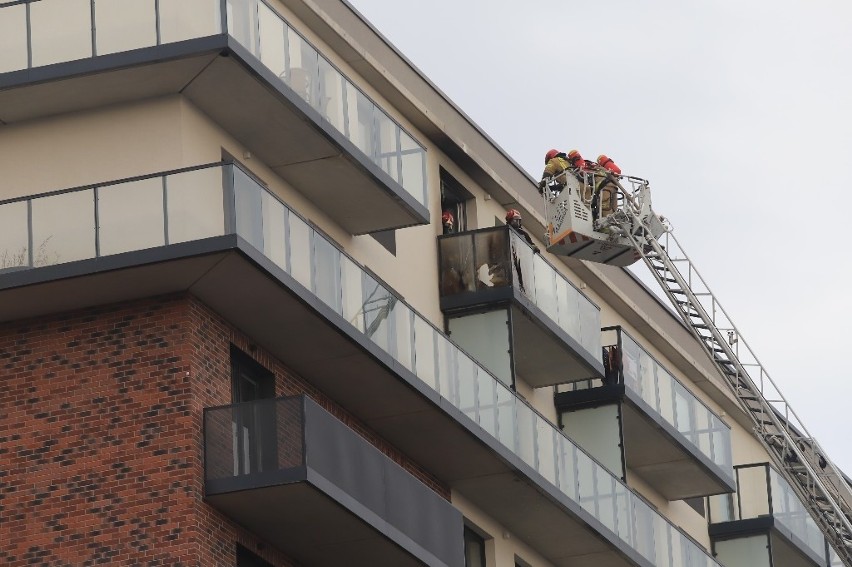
<box><xmin>0</xmin><ymin>294</ymin><xmax>450</xmax><ymax>566</ymax></box>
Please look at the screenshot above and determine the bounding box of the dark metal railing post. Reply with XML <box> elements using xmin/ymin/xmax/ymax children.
<box><xmin>222</xmin><ymin>163</ymin><xmax>236</xmax><ymax>236</ymax></box>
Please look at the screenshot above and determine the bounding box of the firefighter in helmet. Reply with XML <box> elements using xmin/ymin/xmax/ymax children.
<box><xmin>538</xmin><ymin>149</ymin><xmax>570</xmax><ymax>196</ymax></box>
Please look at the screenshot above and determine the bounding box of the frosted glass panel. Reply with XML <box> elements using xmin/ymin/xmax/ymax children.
<box><xmin>714</xmin><ymin>536</ymin><xmax>771</xmax><ymax>567</ymax></box>
<box><xmin>31</xmin><ymin>0</ymin><xmax>92</xmax><ymax>67</ymax></box>
<box><xmin>159</xmin><ymin>0</ymin><xmax>221</xmax><ymax>43</ymax></box>
<box><xmin>31</xmin><ymin>189</ymin><xmax>95</xmax><ymax>265</ymax></box>
<box><xmin>0</xmin><ymin>4</ymin><xmax>28</xmax><ymax>73</ymax></box>
<box><xmin>560</xmin><ymin>405</ymin><xmax>622</xmax><ymax>476</ymax></box>
<box><xmin>98</xmin><ymin>177</ymin><xmax>165</xmax><ymax>256</ymax></box>
<box><xmin>0</xmin><ymin>201</ymin><xmax>29</xmax><ymax>269</ymax></box>
<box><xmin>95</xmin><ymin>0</ymin><xmax>156</xmax><ymax>55</ymax></box>
<box><xmin>287</xmin><ymin>212</ymin><xmax>311</xmax><ymax>290</ymax></box>
<box><xmin>448</xmin><ymin>310</ymin><xmax>512</xmax><ymax>386</ymax></box>
<box><xmin>257</xmin><ymin>2</ymin><xmax>286</xmax><ymax>77</ymax></box>
<box><xmin>166</xmin><ymin>167</ymin><xmax>225</xmax><ymax>244</ymax></box>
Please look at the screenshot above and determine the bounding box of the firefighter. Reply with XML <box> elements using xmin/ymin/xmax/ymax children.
<box><xmin>441</xmin><ymin>210</ymin><xmax>455</xmax><ymax>235</ymax></box>
<box><xmin>505</xmin><ymin>209</ymin><xmax>539</xmax><ymax>254</ymax></box>
<box><xmin>538</xmin><ymin>149</ymin><xmax>570</xmax><ymax>196</ymax></box>
<box><xmin>593</xmin><ymin>154</ymin><xmax>622</xmax><ymax>220</ymax></box>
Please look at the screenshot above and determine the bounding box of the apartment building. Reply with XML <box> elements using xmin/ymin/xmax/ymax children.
<box><xmin>0</xmin><ymin>1</ymin><xmax>844</xmax><ymax>566</ymax></box>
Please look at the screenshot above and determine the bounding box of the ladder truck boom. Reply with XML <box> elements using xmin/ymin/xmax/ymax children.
<box><xmin>595</xmin><ymin>177</ymin><xmax>852</xmax><ymax>565</ymax></box>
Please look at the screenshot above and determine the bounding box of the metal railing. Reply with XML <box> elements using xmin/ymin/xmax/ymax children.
<box><xmin>0</xmin><ymin>0</ymin><xmax>427</xmax><ymax>205</ymax></box>
<box><xmin>709</xmin><ymin>463</ymin><xmax>828</xmax><ymax>564</ymax></box>
<box><xmin>0</xmin><ymin>161</ymin><xmax>721</xmax><ymax>566</ymax></box>
<box><xmin>438</xmin><ymin>225</ymin><xmax>602</xmax><ymax>357</ymax></box>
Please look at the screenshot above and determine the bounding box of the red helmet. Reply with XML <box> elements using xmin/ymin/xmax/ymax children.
<box><xmin>441</xmin><ymin>210</ymin><xmax>454</xmax><ymax>224</ymax></box>
<box><xmin>505</xmin><ymin>209</ymin><xmax>522</xmax><ymax>222</ymax></box>
<box><xmin>544</xmin><ymin>149</ymin><xmax>560</xmax><ymax>164</ymax></box>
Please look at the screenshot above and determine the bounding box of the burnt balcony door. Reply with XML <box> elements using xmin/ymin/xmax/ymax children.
<box><xmin>231</xmin><ymin>348</ymin><xmax>277</xmax><ymax>477</ymax></box>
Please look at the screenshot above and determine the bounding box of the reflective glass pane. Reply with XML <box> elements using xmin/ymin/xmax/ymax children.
<box><xmin>656</xmin><ymin>364</ymin><xmax>675</xmax><ymax>424</ymax></box>
<box><xmin>555</xmin><ymin>277</ymin><xmax>581</xmax><ymax>339</ymax></box>
<box><xmin>344</xmin><ymin>83</ymin><xmax>375</xmax><ymax>158</ymax></box>
<box><xmin>399</xmin><ymin>130</ymin><xmax>426</xmax><ymax>204</ymax></box>
<box><xmin>95</xmin><ymin>0</ymin><xmax>156</xmax><ymax>55</ymax></box>
<box><xmin>0</xmin><ymin>201</ymin><xmax>29</xmax><ymax>270</ymax></box>
<box><xmin>474</xmin><ymin>230</ymin><xmax>509</xmax><ymax>289</ymax></box>
<box><xmin>633</xmin><ymin>498</ymin><xmax>658</xmax><ymax>563</ymax></box>
<box><xmin>439</xmin><ymin>233</ymin><xmax>475</xmax><ymax>296</ymax></box>
<box><xmin>227</xmin><ymin>0</ymin><xmax>257</xmax><ymax>55</ymax></box>
<box><xmin>578</xmin><ymin>297</ymin><xmax>601</xmax><ymax>354</ymax></box>
<box><xmin>457</xmin><ymin>351</ymin><xmax>477</xmax><ymax>422</ymax></box>
<box><xmin>475</xmin><ymin>368</ymin><xmax>497</xmax><ymax>435</ymax></box>
<box><xmin>596</xmin><ymin>470</ymin><xmax>616</xmax><ymax>532</ymax></box>
<box><xmin>362</xmin><ymin>273</ymin><xmax>394</xmax><ymax>353</ymax></box>
<box><xmin>32</xmin><ymin>189</ymin><xmax>95</xmax><ymax>265</ymax></box>
<box><xmin>340</xmin><ymin>256</ymin><xmax>365</xmax><ymax>332</ymax></box>
<box><xmin>412</xmin><ymin>317</ymin><xmax>437</xmax><ymax>390</ymax></box>
<box><xmin>435</xmin><ymin>335</ymin><xmax>456</xmax><ymax>402</ymax></box>
<box><xmin>532</xmin><ymin>254</ymin><xmax>557</xmax><ymax>315</ymax></box>
<box><xmin>260</xmin><ymin>191</ymin><xmax>286</xmax><ymax>270</ymax></box>
<box><xmin>375</xmin><ymin>109</ymin><xmax>399</xmax><ymax>183</ymax></box>
<box><xmin>312</xmin><ymin>235</ymin><xmax>341</xmax><ymax>314</ymax></box>
<box><xmin>392</xmin><ymin>302</ymin><xmax>413</xmax><ymax>371</ymax></box>
<box><xmin>495</xmin><ymin>384</ymin><xmax>515</xmax><ymax>452</ymax></box>
<box><xmin>515</xmin><ymin>402</ymin><xmax>536</xmax><ymax>468</ymax></box>
<box><xmin>159</xmin><ymin>0</ymin><xmax>221</xmax><ymax>43</ymax></box>
<box><xmin>557</xmin><ymin>436</ymin><xmax>578</xmax><ymax>499</ymax></box>
<box><xmin>535</xmin><ymin>415</ymin><xmax>556</xmax><ymax>485</ymax></box>
<box><xmin>284</xmin><ymin>28</ymin><xmax>319</xmax><ymax>106</ymax></box>
<box><xmin>319</xmin><ymin>58</ymin><xmax>346</xmax><ymax>134</ymax></box>
<box><xmin>511</xmin><ymin>232</ymin><xmax>536</xmax><ymax>300</ymax></box>
<box><xmin>257</xmin><ymin>1</ymin><xmax>285</xmax><ymax>77</ymax></box>
<box><xmin>234</xmin><ymin>167</ymin><xmax>263</xmax><ymax>249</ymax></box>
<box><xmin>614</xmin><ymin>483</ymin><xmax>633</xmax><ymax>543</ymax></box>
<box><xmin>287</xmin><ymin>212</ymin><xmax>312</xmax><ymax>290</ymax></box>
<box><xmin>165</xmin><ymin>167</ymin><xmax>225</xmax><ymax>244</ymax></box>
<box><xmin>577</xmin><ymin>454</ymin><xmax>598</xmax><ymax>516</ymax></box>
<box><xmin>98</xmin><ymin>177</ymin><xmax>164</xmax><ymax>256</ymax></box>
<box><xmin>0</xmin><ymin>4</ymin><xmax>28</xmax><ymax>73</ymax></box>
<box><xmin>31</xmin><ymin>0</ymin><xmax>92</xmax><ymax>67</ymax></box>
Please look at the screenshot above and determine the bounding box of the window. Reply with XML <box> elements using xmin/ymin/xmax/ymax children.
<box><xmin>441</xmin><ymin>168</ymin><xmax>474</xmax><ymax>234</ymax></box>
<box><xmin>231</xmin><ymin>347</ymin><xmax>276</xmax><ymax>475</ymax></box>
<box><xmin>463</xmin><ymin>526</ymin><xmax>486</xmax><ymax>567</ymax></box>
<box><xmin>236</xmin><ymin>544</ymin><xmax>273</xmax><ymax>567</ymax></box>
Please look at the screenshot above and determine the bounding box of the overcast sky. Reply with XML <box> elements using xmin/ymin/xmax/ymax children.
<box><xmin>347</xmin><ymin>0</ymin><xmax>852</xmax><ymax>475</ymax></box>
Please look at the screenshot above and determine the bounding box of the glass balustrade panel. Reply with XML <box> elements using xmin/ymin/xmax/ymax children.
<box><xmin>391</xmin><ymin>301</ymin><xmax>414</xmax><ymax>372</ymax></box>
<box><xmin>515</xmin><ymin>401</ymin><xmax>536</xmax><ymax>469</ymax></box>
<box><xmin>286</xmin><ymin>210</ymin><xmax>312</xmax><ymax>291</ymax></box>
<box><xmin>475</xmin><ymin>367</ymin><xmax>497</xmax><ymax>436</ymax></box>
<box><xmin>555</xmin><ymin>276</ymin><xmax>582</xmax><ymax>340</ymax></box>
<box><xmin>234</xmin><ymin>167</ymin><xmax>264</xmax><ymax>250</ymax></box>
<box><xmin>165</xmin><ymin>167</ymin><xmax>225</xmax><ymax>244</ymax></box>
<box><xmin>312</xmin><ymin>234</ymin><xmax>342</xmax><ymax>314</ymax></box>
<box><xmin>510</xmin><ymin>233</ymin><xmax>536</xmax><ymax>302</ymax></box>
<box><xmin>578</xmin><ymin>296</ymin><xmax>602</xmax><ymax>355</ymax></box>
<box><xmin>473</xmin><ymin>230</ymin><xmax>509</xmax><ymax>290</ymax></box>
<box><xmin>412</xmin><ymin>317</ymin><xmax>437</xmax><ymax>391</ymax></box>
<box><xmin>375</xmin><ymin>110</ymin><xmax>400</xmax><ymax>184</ymax></box>
<box><xmin>494</xmin><ymin>382</ymin><xmax>515</xmax><ymax>452</ymax></box>
<box><xmin>0</xmin><ymin>4</ymin><xmax>28</xmax><ymax>73</ymax></box>
<box><xmin>400</xmin><ymin>130</ymin><xmax>426</xmax><ymax>203</ymax></box>
<box><xmin>98</xmin><ymin>177</ymin><xmax>165</xmax><ymax>256</ymax></box>
<box><xmin>0</xmin><ymin>201</ymin><xmax>29</xmax><ymax>270</ymax></box>
<box><xmin>31</xmin><ymin>0</ymin><xmax>92</xmax><ymax>67</ymax></box>
<box><xmin>435</xmin><ymin>334</ymin><xmax>456</xmax><ymax>403</ymax></box>
<box><xmin>362</xmin><ymin>272</ymin><xmax>393</xmax><ymax>353</ymax></box>
<box><xmin>318</xmin><ymin>58</ymin><xmax>346</xmax><ymax>135</ymax></box>
<box><xmin>260</xmin><ymin>191</ymin><xmax>286</xmax><ymax>271</ymax></box>
<box><xmin>532</xmin><ymin>253</ymin><xmax>557</xmax><ymax>317</ymax></box>
<box><xmin>737</xmin><ymin>465</ymin><xmax>770</xmax><ymax>518</ymax></box>
<box><xmin>344</xmin><ymin>83</ymin><xmax>375</xmax><ymax>159</ymax></box>
<box><xmin>227</xmin><ymin>0</ymin><xmax>258</xmax><ymax>56</ymax></box>
<box><xmin>257</xmin><ymin>1</ymin><xmax>286</xmax><ymax>78</ymax></box>
<box><xmin>284</xmin><ymin>28</ymin><xmax>320</xmax><ymax>107</ymax></box>
<box><xmin>439</xmin><ymin>234</ymin><xmax>475</xmax><ymax>295</ymax></box>
<box><xmin>339</xmin><ymin>255</ymin><xmax>364</xmax><ymax>332</ymax></box>
<box><xmin>457</xmin><ymin>351</ymin><xmax>477</xmax><ymax>423</ymax></box>
<box><xmin>556</xmin><ymin>435</ymin><xmax>579</xmax><ymax>499</ymax></box>
<box><xmin>535</xmin><ymin>415</ymin><xmax>557</xmax><ymax>485</ymax></box>
<box><xmin>94</xmin><ymin>0</ymin><xmax>156</xmax><ymax>56</ymax></box>
<box><xmin>31</xmin><ymin>189</ymin><xmax>96</xmax><ymax>266</ymax></box>
<box><xmin>159</xmin><ymin>0</ymin><xmax>221</xmax><ymax>43</ymax></box>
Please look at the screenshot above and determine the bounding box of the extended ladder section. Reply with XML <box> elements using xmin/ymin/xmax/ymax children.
<box><xmin>610</xmin><ymin>181</ymin><xmax>852</xmax><ymax>565</ymax></box>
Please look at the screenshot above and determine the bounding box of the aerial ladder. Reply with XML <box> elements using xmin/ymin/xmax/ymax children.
<box><xmin>542</xmin><ymin>168</ymin><xmax>852</xmax><ymax>565</ymax></box>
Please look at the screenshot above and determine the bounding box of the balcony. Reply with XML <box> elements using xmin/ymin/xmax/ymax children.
<box><xmin>438</xmin><ymin>227</ymin><xmax>604</xmax><ymax>387</ymax></box>
<box><xmin>555</xmin><ymin>327</ymin><xmax>734</xmax><ymax>500</ymax></box>
<box><xmin>708</xmin><ymin>463</ymin><xmax>830</xmax><ymax>567</ymax></box>
<box><xmin>0</xmin><ymin>162</ymin><xmax>721</xmax><ymax>567</ymax></box>
<box><xmin>203</xmin><ymin>395</ymin><xmax>463</xmax><ymax>567</ymax></box>
<box><xmin>0</xmin><ymin>0</ymin><xmax>428</xmax><ymax>234</ymax></box>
